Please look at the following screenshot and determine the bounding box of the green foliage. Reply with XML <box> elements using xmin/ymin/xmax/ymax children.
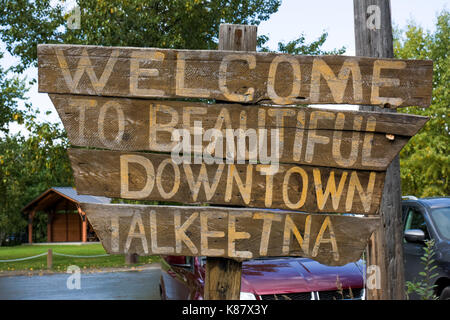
<box><xmin>0</xmin><ymin>117</ymin><xmax>74</xmax><ymax>244</ymax></box>
<box><xmin>0</xmin><ymin>0</ymin><xmax>346</xmax><ymax>241</ymax></box>
<box><xmin>1</xmin><ymin>0</ymin><xmax>341</xmax><ymax>64</ymax></box>
<box><xmin>267</xmin><ymin>32</ymin><xmax>346</xmax><ymax>55</ymax></box>
<box><xmin>0</xmin><ymin>52</ymin><xmax>29</xmax><ymax>133</ymax></box>
<box><xmin>0</xmin><ymin>0</ymin><xmax>281</xmax><ymax>71</ymax></box>
<box><xmin>395</xmin><ymin>10</ymin><xmax>449</xmax><ymax>197</ymax></box>
<box><xmin>406</xmin><ymin>240</ymin><xmax>439</xmax><ymax>300</ymax></box>
<box><xmin>0</xmin><ymin>0</ymin><xmax>66</xmax><ymax>73</ymax></box>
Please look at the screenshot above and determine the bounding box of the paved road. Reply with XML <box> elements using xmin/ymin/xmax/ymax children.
<box><xmin>0</xmin><ymin>267</ymin><xmax>161</xmax><ymax>300</ymax></box>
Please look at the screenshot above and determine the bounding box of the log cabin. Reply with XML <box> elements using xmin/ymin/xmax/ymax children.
<box><xmin>22</xmin><ymin>187</ymin><xmax>110</xmax><ymax>243</ymax></box>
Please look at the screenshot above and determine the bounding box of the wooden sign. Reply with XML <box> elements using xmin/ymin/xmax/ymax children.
<box><xmin>38</xmin><ymin>44</ymin><xmax>433</xmax><ymax>108</ymax></box>
<box><xmin>81</xmin><ymin>202</ymin><xmax>380</xmax><ymax>266</ymax></box>
<box><xmin>68</xmin><ymin>148</ymin><xmax>385</xmax><ymax>215</ymax></box>
<box><xmin>50</xmin><ymin>94</ymin><xmax>428</xmax><ymax>171</ymax></box>
<box><xmin>38</xmin><ymin>35</ymin><xmax>431</xmax><ymax>269</ymax></box>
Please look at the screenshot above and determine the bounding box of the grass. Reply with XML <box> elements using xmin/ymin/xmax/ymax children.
<box><xmin>0</xmin><ymin>244</ymin><xmax>160</xmax><ymax>272</ymax></box>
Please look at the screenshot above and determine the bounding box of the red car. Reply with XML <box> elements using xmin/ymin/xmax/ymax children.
<box><xmin>159</xmin><ymin>256</ymin><xmax>365</xmax><ymax>300</ymax></box>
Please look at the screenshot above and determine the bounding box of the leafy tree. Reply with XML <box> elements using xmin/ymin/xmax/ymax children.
<box><xmin>0</xmin><ymin>51</ymin><xmax>29</xmax><ymax>133</ymax></box>
<box><xmin>261</xmin><ymin>31</ymin><xmax>346</xmax><ymax>55</ymax></box>
<box><xmin>0</xmin><ymin>0</ymin><xmax>65</xmax><ymax>73</ymax></box>
<box><xmin>1</xmin><ymin>0</ymin><xmax>342</xmax><ymax>66</ymax></box>
<box><xmin>395</xmin><ymin>10</ymin><xmax>449</xmax><ymax>197</ymax></box>
<box><xmin>0</xmin><ymin>0</ymin><xmax>281</xmax><ymax>72</ymax></box>
<box><xmin>0</xmin><ymin>115</ymin><xmax>73</xmax><ymax>244</ymax></box>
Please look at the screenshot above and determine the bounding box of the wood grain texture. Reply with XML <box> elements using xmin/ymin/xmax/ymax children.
<box><xmin>38</xmin><ymin>44</ymin><xmax>433</xmax><ymax>108</ymax></box>
<box><xmin>68</xmin><ymin>148</ymin><xmax>385</xmax><ymax>215</ymax></box>
<box><xmin>354</xmin><ymin>0</ymin><xmax>394</xmax><ymax>58</ymax></box>
<box><xmin>51</xmin><ymin>94</ymin><xmax>427</xmax><ymax>171</ymax></box>
<box><xmin>206</xmin><ymin>23</ymin><xmax>255</xmax><ymax>301</ymax></box>
<box><xmin>81</xmin><ymin>203</ymin><xmax>380</xmax><ymax>266</ymax></box>
<box><xmin>205</xmin><ymin>258</ymin><xmax>242</xmax><ymax>300</ymax></box>
<box><xmin>354</xmin><ymin>0</ymin><xmax>406</xmax><ymax>300</ymax></box>
<box><xmin>218</xmin><ymin>24</ymin><xmax>257</xmax><ymax>52</ymax></box>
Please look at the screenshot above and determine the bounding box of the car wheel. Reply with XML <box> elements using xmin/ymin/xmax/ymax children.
<box><xmin>439</xmin><ymin>286</ymin><xmax>450</xmax><ymax>300</ymax></box>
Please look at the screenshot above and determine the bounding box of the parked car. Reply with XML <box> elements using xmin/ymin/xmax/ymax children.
<box><xmin>1</xmin><ymin>232</ymin><xmax>27</xmax><ymax>246</ymax></box>
<box><xmin>160</xmin><ymin>255</ymin><xmax>365</xmax><ymax>300</ymax></box>
<box><xmin>402</xmin><ymin>196</ymin><xmax>450</xmax><ymax>300</ymax></box>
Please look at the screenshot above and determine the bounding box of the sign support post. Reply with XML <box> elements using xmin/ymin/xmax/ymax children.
<box><xmin>204</xmin><ymin>23</ymin><xmax>257</xmax><ymax>300</ymax></box>
<box><xmin>354</xmin><ymin>0</ymin><xmax>406</xmax><ymax>300</ymax></box>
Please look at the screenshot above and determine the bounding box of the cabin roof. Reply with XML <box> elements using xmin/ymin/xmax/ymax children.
<box><xmin>22</xmin><ymin>187</ymin><xmax>111</xmax><ymax>213</ymax></box>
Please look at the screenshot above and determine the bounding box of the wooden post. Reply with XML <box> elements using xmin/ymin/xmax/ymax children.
<box><xmin>28</xmin><ymin>210</ymin><xmax>35</xmax><ymax>244</ymax></box>
<box><xmin>218</xmin><ymin>24</ymin><xmax>258</xmax><ymax>52</ymax></box>
<box><xmin>77</xmin><ymin>206</ymin><xmax>87</xmax><ymax>243</ymax></box>
<box><xmin>82</xmin><ymin>217</ymin><xmax>87</xmax><ymax>243</ymax></box>
<box><xmin>47</xmin><ymin>211</ymin><xmax>53</xmax><ymax>242</ymax></box>
<box><xmin>205</xmin><ymin>257</ymin><xmax>243</xmax><ymax>300</ymax></box>
<box><xmin>125</xmin><ymin>253</ymin><xmax>139</xmax><ymax>265</ymax></box>
<box><xmin>353</xmin><ymin>0</ymin><xmax>405</xmax><ymax>300</ymax></box>
<box><xmin>65</xmin><ymin>205</ymin><xmax>69</xmax><ymax>242</ymax></box>
<box><xmin>47</xmin><ymin>249</ymin><xmax>53</xmax><ymax>269</ymax></box>
<box><xmin>204</xmin><ymin>24</ymin><xmax>257</xmax><ymax>300</ymax></box>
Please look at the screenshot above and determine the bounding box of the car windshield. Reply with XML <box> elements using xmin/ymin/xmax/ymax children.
<box><xmin>430</xmin><ymin>207</ymin><xmax>450</xmax><ymax>241</ymax></box>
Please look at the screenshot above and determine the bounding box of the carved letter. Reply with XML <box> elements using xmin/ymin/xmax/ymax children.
<box><xmin>313</xmin><ymin>169</ymin><xmax>348</xmax><ymax>211</ymax></box>
<box><xmin>345</xmin><ymin>171</ymin><xmax>377</xmax><ymax>213</ymax></box>
<box><xmin>155</xmin><ymin>158</ymin><xmax>180</xmax><ymax>199</ymax></box>
<box><xmin>225</xmin><ymin>164</ymin><xmax>253</xmax><ymax>205</ymax></box>
<box><xmin>120</xmin><ymin>154</ymin><xmax>155</xmax><ymax>199</ymax></box>
<box><xmin>228</xmin><ymin>211</ymin><xmax>252</xmax><ymax>259</ymax></box>
<box><xmin>312</xmin><ymin>217</ymin><xmax>339</xmax><ymax>261</ymax></box>
<box><xmin>219</xmin><ymin>54</ymin><xmax>256</xmax><ymax>102</ymax></box>
<box><xmin>267</xmin><ymin>55</ymin><xmax>301</xmax><ymax>104</ymax></box>
<box><xmin>282</xmin><ymin>215</ymin><xmax>311</xmax><ymax>255</ymax></box>
<box><xmin>253</xmin><ymin>212</ymin><xmax>281</xmax><ymax>256</ymax></box>
<box><xmin>55</xmin><ymin>48</ymin><xmax>119</xmax><ymax>94</ymax></box>
<box><xmin>282</xmin><ymin>167</ymin><xmax>308</xmax><ymax>210</ymax></box>
<box><xmin>150</xmin><ymin>210</ymin><xmax>174</xmax><ymax>254</ymax></box>
<box><xmin>200</xmin><ymin>211</ymin><xmax>226</xmax><ymax>256</ymax></box>
<box><xmin>125</xmin><ymin>213</ymin><xmax>148</xmax><ymax>254</ymax></box>
<box><xmin>130</xmin><ymin>51</ymin><xmax>165</xmax><ymax>97</ymax></box>
<box><xmin>310</xmin><ymin>58</ymin><xmax>363</xmax><ymax>103</ymax></box>
<box><xmin>371</xmin><ymin>60</ymin><xmax>406</xmax><ymax>107</ymax></box>
<box><xmin>174</xmin><ymin>211</ymin><xmax>198</xmax><ymax>254</ymax></box>
<box><xmin>176</xmin><ymin>52</ymin><xmax>210</xmax><ymax>98</ymax></box>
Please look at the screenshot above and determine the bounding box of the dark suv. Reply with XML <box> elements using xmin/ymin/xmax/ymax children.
<box><xmin>402</xmin><ymin>197</ymin><xmax>450</xmax><ymax>299</ymax></box>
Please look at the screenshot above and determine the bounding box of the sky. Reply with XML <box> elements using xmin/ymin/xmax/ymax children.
<box><xmin>2</xmin><ymin>0</ymin><xmax>448</xmax><ymax>132</ymax></box>
<box><xmin>258</xmin><ymin>0</ymin><xmax>448</xmax><ymax>55</ymax></box>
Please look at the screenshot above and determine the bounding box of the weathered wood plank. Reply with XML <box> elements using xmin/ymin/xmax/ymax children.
<box><xmin>69</xmin><ymin>148</ymin><xmax>385</xmax><ymax>214</ymax></box>
<box><xmin>81</xmin><ymin>203</ymin><xmax>380</xmax><ymax>266</ymax></box>
<box><xmin>38</xmin><ymin>44</ymin><xmax>433</xmax><ymax>108</ymax></box>
<box><xmin>50</xmin><ymin>94</ymin><xmax>428</xmax><ymax>171</ymax></box>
